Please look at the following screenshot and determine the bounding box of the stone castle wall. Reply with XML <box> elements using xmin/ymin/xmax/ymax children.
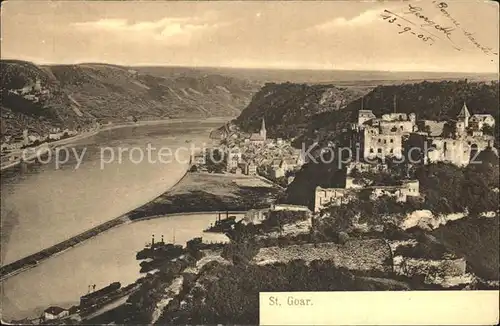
<box><xmin>253</xmin><ymin>239</ymin><xmax>392</xmax><ymax>273</ymax></box>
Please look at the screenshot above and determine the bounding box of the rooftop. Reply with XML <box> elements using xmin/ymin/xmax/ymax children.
<box><xmin>44</xmin><ymin>306</ymin><xmax>67</xmax><ymax>315</ymax></box>
<box><xmin>249</xmin><ymin>133</ymin><xmax>265</xmax><ymax>141</ymax></box>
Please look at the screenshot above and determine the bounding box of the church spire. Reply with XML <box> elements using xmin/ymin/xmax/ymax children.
<box><xmin>260</xmin><ymin>117</ymin><xmax>267</xmax><ymax>140</ymax></box>
<box><xmin>458</xmin><ymin>102</ymin><xmax>471</xmax><ymax>128</ymax></box>
<box><xmin>458</xmin><ymin>102</ymin><xmax>471</xmax><ymax>119</ymax></box>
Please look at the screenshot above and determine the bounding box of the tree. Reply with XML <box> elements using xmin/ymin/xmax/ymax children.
<box><xmin>481</xmin><ymin>124</ymin><xmax>495</xmax><ymax>136</ymax></box>
<box><xmin>221</xmin><ymin>240</ymin><xmax>260</xmax><ymax>265</ymax></box>
<box><xmin>442</xmin><ymin>121</ymin><xmax>457</xmax><ymax>138</ymax></box>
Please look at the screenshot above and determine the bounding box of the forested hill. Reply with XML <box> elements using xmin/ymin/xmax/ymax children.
<box><xmin>0</xmin><ymin>60</ymin><xmax>260</xmax><ymax>138</ymax></box>
<box><xmin>304</xmin><ymin>79</ymin><xmax>499</xmax><ymax>145</ymax></box>
<box><xmin>235</xmin><ymin>80</ymin><xmax>499</xmax><ymax>146</ymax></box>
<box><xmin>234</xmin><ymin>82</ymin><xmax>370</xmax><ymax>139</ymax></box>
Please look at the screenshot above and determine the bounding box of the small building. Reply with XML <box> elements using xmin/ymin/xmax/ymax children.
<box><xmin>314</xmin><ymin>186</ymin><xmax>354</xmax><ymax>212</ymax></box>
<box><xmin>240</xmin><ymin>161</ymin><xmax>257</xmax><ymax>175</ymax></box>
<box><xmin>226</xmin><ymin>155</ymin><xmax>240</xmax><ymax>172</ymax></box>
<box><xmin>28</xmin><ymin>134</ymin><xmax>42</xmax><ymax>143</ymax></box>
<box><xmin>270</xmin><ymin>159</ymin><xmax>286</xmax><ymax>178</ymax></box>
<box><xmin>244</xmin><ymin>208</ymin><xmax>269</xmax><ymax>224</ymax></box>
<box><xmin>470</xmin><ymin>114</ymin><xmax>495</xmax><ymax>130</ymax></box>
<box><xmin>193</xmin><ymin>152</ymin><xmax>206</xmax><ymax>166</ymax></box>
<box><xmin>48</xmin><ymin>133</ymin><xmax>62</xmax><ymax>141</ymax></box>
<box><xmin>44</xmin><ymin>306</ymin><xmax>69</xmax><ymax>321</ymax></box>
<box><xmin>358</xmin><ymin>109</ymin><xmax>377</xmax><ymax>125</ymax></box>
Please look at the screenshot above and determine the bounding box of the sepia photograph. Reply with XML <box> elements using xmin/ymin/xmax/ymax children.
<box><xmin>0</xmin><ymin>0</ymin><xmax>499</xmax><ymax>325</ymax></box>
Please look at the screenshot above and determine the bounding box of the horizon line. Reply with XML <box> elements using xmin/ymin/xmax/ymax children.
<box><xmin>1</xmin><ymin>57</ymin><xmax>499</xmax><ymax>75</ymax></box>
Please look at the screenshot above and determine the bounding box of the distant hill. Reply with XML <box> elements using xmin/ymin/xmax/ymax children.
<box><xmin>301</xmin><ymin>79</ymin><xmax>499</xmax><ymax>146</ymax></box>
<box><xmin>0</xmin><ymin>60</ymin><xmax>260</xmax><ymax>138</ymax></box>
<box><xmin>234</xmin><ymin>82</ymin><xmax>370</xmax><ymax>139</ymax></box>
<box><xmin>132</xmin><ymin>66</ymin><xmax>497</xmax><ymax>84</ymax></box>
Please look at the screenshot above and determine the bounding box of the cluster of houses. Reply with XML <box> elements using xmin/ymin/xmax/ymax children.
<box><xmin>195</xmin><ymin>118</ymin><xmax>305</xmax><ymax>181</ymax></box>
<box><xmin>315</xmin><ymin>102</ymin><xmax>496</xmax><ymax>213</ymax></box>
<box><xmin>8</xmin><ymin>79</ymin><xmax>51</xmax><ymax>104</ymax></box>
<box><xmin>1</xmin><ymin>128</ymin><xmax>78</xmax><ymax>154</ymax></box>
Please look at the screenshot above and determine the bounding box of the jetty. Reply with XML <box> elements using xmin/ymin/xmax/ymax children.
<box><xmin>0</xmin><ymin>216</ymin><xmax>129</xmax><ymax>281</ymax></box>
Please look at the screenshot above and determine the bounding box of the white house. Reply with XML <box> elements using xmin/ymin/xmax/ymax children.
<box><xmin>470</xmin><ymin>114</ymin><xmax>495</xmax><ymax>130</ymax></box>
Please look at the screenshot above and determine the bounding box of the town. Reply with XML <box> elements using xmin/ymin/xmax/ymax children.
<box><xmin>191</xmin><ymin>117</ymin><xmax>305</xmax><ymax>186</ymax></box>
<box><xmin>191</xmin><ymin>99</ymin><xmax>496</xmax><ymax>215</ymax></box>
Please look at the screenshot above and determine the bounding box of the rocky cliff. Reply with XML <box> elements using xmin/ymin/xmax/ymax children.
<box><xmin>0</xmin><ymin>60</ymin><xmax>261</xmax><ymax>138</ymax></box>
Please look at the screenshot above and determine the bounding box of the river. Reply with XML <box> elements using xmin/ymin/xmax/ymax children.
<box><xmin>0</xmin><ymin>118</ymin><xmax>231</xmax><ymax>321</ymax></box>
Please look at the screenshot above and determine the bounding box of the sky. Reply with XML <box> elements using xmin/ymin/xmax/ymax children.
<box><xmin>1</xmin><ymin>0</ymin><xmax>499</xmax><ymax>73</ymax></box>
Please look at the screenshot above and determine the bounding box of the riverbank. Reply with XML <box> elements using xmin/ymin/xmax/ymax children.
<box><xmin>1</xmin><ymin>118</ymin><xmax>236</xmax><ymax>279</ymax></box>
<box><xmin>0</xmin><ymin>130</ymin><xmax>99</xmax><ymax>172</ymax></box>
<box><xmin>0</xmin><ymin>216</ymin><xmax>128</xmax><ymax>281</ymax></box>
<box><xmin>1</xmin><ymin>212</ymin><xmax>245</xmax><ymax>322</ymax></box>
<box><xmin>0</xmin><ymin>168</ymin><xmax>273</xmax><ymax>281</ymax></box>
<box><xmin>0</xmin><ymin>171</ymin><xmax>273</xmax><ymax>280</ymax></box>
<box><xmin>0</xmin><ymin>159</ymin><xmax>191</xmax><ymax>281</ymax></box>
<box><xmin>0</xmin><ymin>116</ymin><xmax>231</xmax><ymax>172</ymax></box>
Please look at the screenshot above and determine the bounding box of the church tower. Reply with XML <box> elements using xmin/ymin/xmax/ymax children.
<box><xmin>457</xmin><ymin>102</ymin><xmax>471</xmax><ymax>128</ymax></box>
<box><xmin>260</xmin><ymin>117</ymin><xmax>267</xmax><ymax>140</ymax></box>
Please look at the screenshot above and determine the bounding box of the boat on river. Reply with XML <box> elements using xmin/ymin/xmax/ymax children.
<box><xmin>203</xmin><ymin>211</ymin><xmax>238</xmax><ymax>233</ymax></box>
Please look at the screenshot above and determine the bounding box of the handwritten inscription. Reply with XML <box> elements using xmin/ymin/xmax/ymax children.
<box><xmin>432</xmin><ymin>1</ymin><xmax>498</xmax><ymax>58</ymax></box>
<box><xmin>404</xmin><ymin>4</ymin><xmax>455</xmax><ymax>41</ymax></box>
<box><xmin>380</xmin><ymin>10</ymin><xmax>435</xmax><ymax>45</ymax></box>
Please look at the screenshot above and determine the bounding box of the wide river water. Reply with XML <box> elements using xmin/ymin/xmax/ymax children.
<box><xmin>0</xmin><ymin>118</ymin><xmax>233</xmax><ymax>321</ymax></box>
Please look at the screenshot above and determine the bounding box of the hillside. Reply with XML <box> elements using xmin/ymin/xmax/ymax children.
<box><xmin>234</xmin><ymin>79</ymin><xmax>499</xmax><ymax>147</ymax></box>
<box><xmin>234</xmin><ymin>82</ymin><xmax>370</xmax><ymax>139</ymax></box>
<box><xmin>234</xmin><ymin>80</ymin><xmax>500</xmax><ymax>208</ymax></box>
<box><xmin>431</xmin><ymin>217</ymin><xmax>499</xmax><ymax>280</ymax></box>
<box><xmin>0</xmin><ymin>60</ymin><xmax>260</xmax><ymax>138</ymax></box>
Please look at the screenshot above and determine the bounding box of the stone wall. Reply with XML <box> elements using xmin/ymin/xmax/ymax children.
<box><xmin>252</xmin><ymin>239</ymin><xmax>392</xmax><ymax>273</ymax></box>
<box><xmin>314</xmin><ymin>186</ymin><xmax>354</xmax><ymax>212</ymax></box>
<box><xmin>400</xmin><ymin>210</ymin><xmax>467</xmax><ymax>231</ymax></box>
<box><xmin>393</xmin><ymin>256</ymin><xmax>467</xmax><ymax>278</ymax></box>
